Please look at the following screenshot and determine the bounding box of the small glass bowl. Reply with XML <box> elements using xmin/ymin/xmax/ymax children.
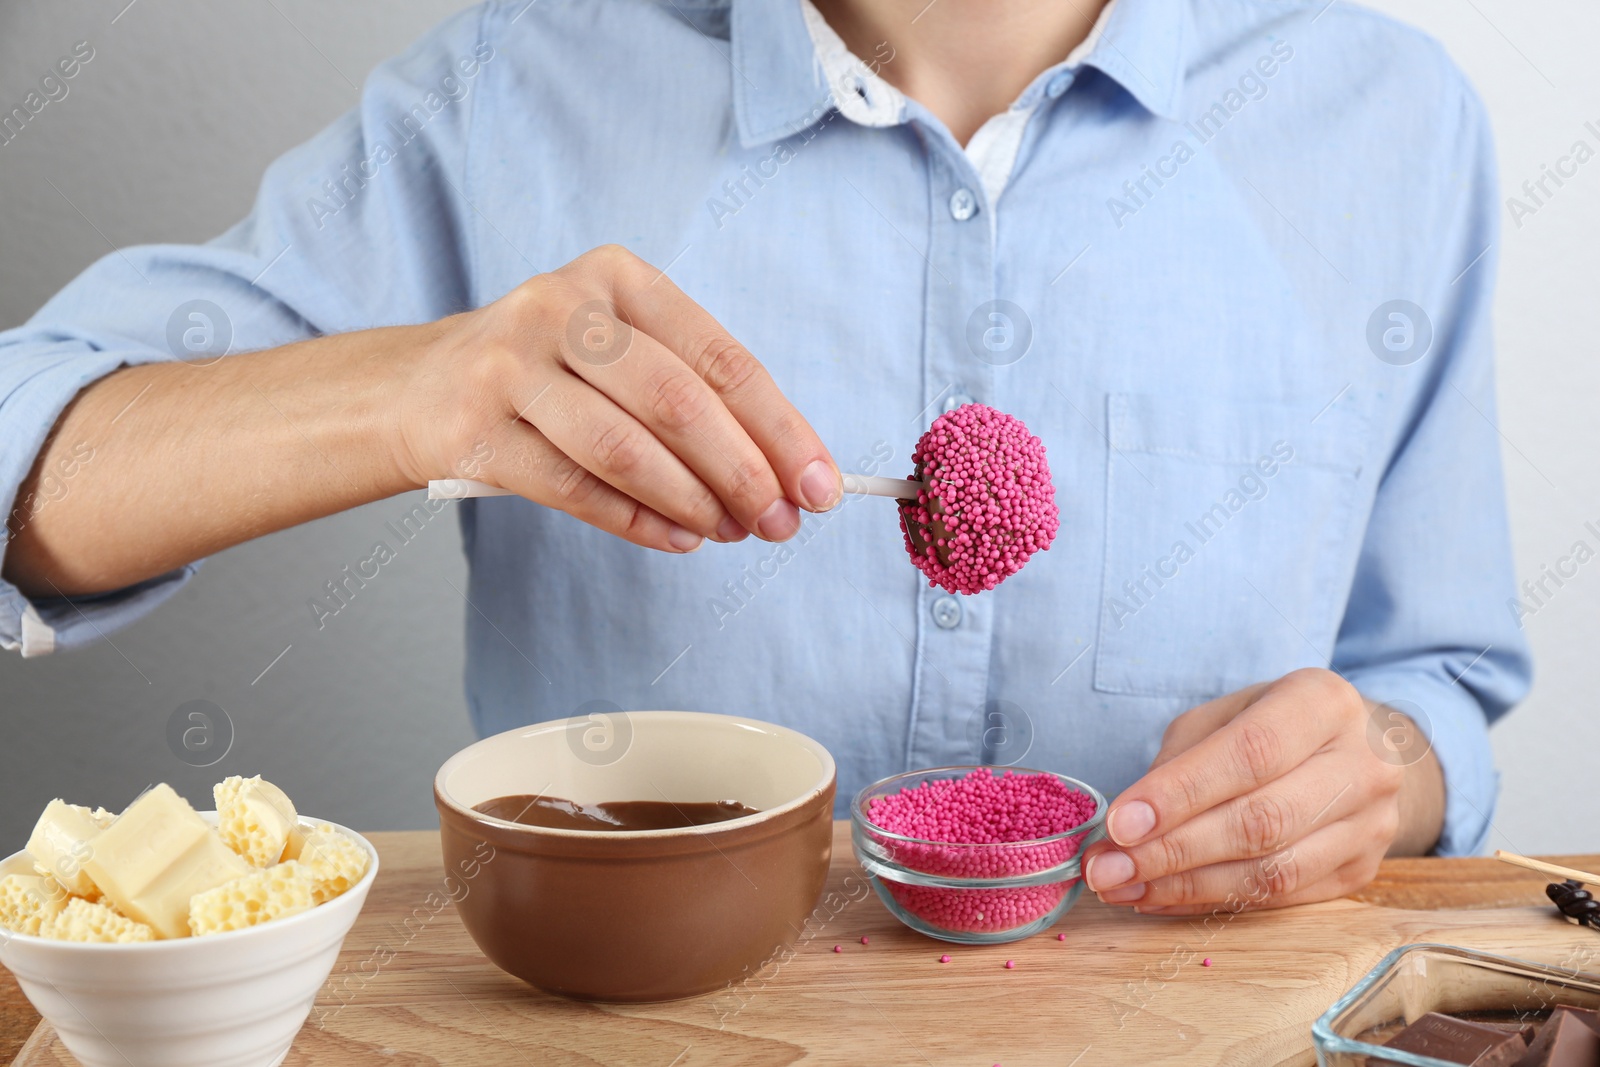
<box><xmin>1313</xmin><ymin>943</ymin><xmax>1600</xmax><ymax>1066</ymax></box>
<box><xmin>850</xmin><ymin>766</ymin><xmax>1107</xmax><ymax>945</ymax></box>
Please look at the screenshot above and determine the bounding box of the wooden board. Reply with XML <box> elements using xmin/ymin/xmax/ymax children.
<box><xmin>1347</xmin><ymin>854</ymin><xmax>1600</xmax><ymax>912</ymax></box>
<box><xmin>14</xmin><ymin>828</ymin><xmax>1600</xmax><ymax>1067</ymax></box>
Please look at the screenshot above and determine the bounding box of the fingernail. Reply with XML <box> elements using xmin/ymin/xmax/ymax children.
<box><xmin>1099</xmin><ymin>882</ymin><xmax>1147</xmax><ymax>905</ymax></box>
<box><xmin>715</xmin><ymin>515</ymin><xmax>748</xmax><ymax>543</ymax></box>
<box><xmin>1108</xmin><ymin>801</ymin><xmax>1156</xmax><ymax>846</ymax></box>
<box><xmin>799</xmin><ymin>460</ymin><xmax>841</xmax><ymax>511</ymax></box>
<box><xmin>755</xmin><ymin>498</ymin><xmax>800</xmax><ymax>541</ymax></box>
<box><xmin>667</xmin><ymin>524</ymin><xmax>704</xmax><ymax>553</ymax></box>
<box><xmin>1086</xmin><ymin>851</ymin><xmax>1135</xmax><ymax>891</ymax></box>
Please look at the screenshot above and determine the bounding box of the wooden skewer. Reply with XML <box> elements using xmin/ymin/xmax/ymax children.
<box><xmin>1493</xmin><ymin>850</ymin><xmax>1600</xmax><ymax>887</ymax></box>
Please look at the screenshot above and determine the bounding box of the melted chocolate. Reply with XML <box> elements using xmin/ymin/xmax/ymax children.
<box><xmin>474</xmin><ymin>794</ymin><xmax>760</xmax><ymax>831</ymax></box>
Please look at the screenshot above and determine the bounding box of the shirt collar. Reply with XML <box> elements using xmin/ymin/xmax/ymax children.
<box><xmin>1081</xmin><ymin>0</ymin><xmax>1188</xmax><ymax>120</ymax></box>
<box><xmin>729</xmin><ymin>0</ymin><xmax>1188</xmax><ymax>148</ymax></box>
<box><xmin>730</xmin><ymin>0</ymin><xmax>835</xmax><ymax>146</ymax></box>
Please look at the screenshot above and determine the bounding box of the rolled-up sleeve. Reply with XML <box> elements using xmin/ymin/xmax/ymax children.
<box><xmin>0</xmin><ymin>338</ymin><xmax>194</xmax><ymax>655</ymax></box>
<box><xmin>1331</xmin><ymin>78</ymin><xmax>1531</xmax><ymax>857</ymax></box>
<box><xmin>0</xmin><ymin>4</ymin><xmax>491</xmax><ymax>656</ymax></box>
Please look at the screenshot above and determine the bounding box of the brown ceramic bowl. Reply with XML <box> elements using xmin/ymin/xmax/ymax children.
<box><xmin>434</xmin><ymin>710</ymin><xmax>835</xmax><ymax>1002</ymax></box>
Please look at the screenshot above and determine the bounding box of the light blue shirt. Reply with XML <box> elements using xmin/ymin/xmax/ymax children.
<box><xmin>0</xmin><ymin>0</ymin><xmax>1530</xmax><ymax>855</ymax></box>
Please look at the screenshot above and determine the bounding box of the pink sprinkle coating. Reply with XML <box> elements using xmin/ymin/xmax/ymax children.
<box><xmin>1202</xmin><ymin>958</ymin><xmax>1212</xmax><ymax>967</ymax></box>
<box><xmin>868</xmin><ymin>768</ymin><xmax>1095</xmax><ymax>855</ymax></box>
<box><xmin>832</xmin><ymin>944</ymin><xmax>842</xmax><ymax>953</ymax></box>
<box><xmin>939</xmin><ymin>954</ymin><xmax>951</xmax><ymax>963</ymax></box>
<box><xmin>866</xmin><ymin>768</ymin><xmax>1097</xmax><ymax>934</ymax></box>
<box><xmin>882</xmin><ymin>881</ymin><xmax>1071</xmax><ymax>933</ymax></box>
<box><xmin>899</xmin><ymin>404</ymin><xmax>1059</xmax><ymax>595</ymax></box>
<box><xmin>1004</xmin><ymin>960</ymin><xmax>1015</xmax><ymax>969</ymax></box>
<box><xmin>859</xmin><ymin>936</ymin><xmax>869</xmax><ymax>944</ymax></box>
<box><xmin>1057</xmin><ymin>933</ymin><xmax>1066</xmax><ymax>941</ymax></box>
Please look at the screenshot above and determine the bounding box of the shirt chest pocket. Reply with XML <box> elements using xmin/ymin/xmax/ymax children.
<box><xmin>1093</xmin><ymin>393</ymin><xmax>1369</xmax><ymax>699</ymax></box>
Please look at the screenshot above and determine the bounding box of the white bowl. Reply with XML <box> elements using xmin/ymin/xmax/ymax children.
<box><xmin>0</xmin><ymin>815</ymin><xmax>378</xmax><ymax>1067</ymax></box>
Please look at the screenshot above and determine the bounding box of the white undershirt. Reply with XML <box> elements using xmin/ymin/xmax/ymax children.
<box><xmin>798</xmin><ymin>0</ymin><xmax>1118</xmax><ymax>209</ymax></box>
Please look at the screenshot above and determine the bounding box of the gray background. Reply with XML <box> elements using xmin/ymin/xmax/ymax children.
<box><xmin>1</xmin><ymin>0</ymin><xmax>1595</xmax><ymax>854</ymax></box>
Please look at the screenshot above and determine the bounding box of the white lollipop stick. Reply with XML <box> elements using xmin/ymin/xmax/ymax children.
<box><xmin>840</xmin><ymin>473</ymin><xmax>924</xmax><ymax>500</ymax></box>
<box><xmin>427</xmin><ymin>479</ymin><xmax>514</xmax><ymax>500</ymax></box>
<box><xmin>427</xmin><ymin>474</ymin><xmax>924</xmax><ymax>502</ymax></box>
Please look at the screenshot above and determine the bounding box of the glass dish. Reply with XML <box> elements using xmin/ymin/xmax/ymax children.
<box><xmin>850</xmin><ymin>766</ymin><xmax>1106</xmax><ymax>945</ymax></box>
<box><xmin>1313</xmin><ymin>942</ymin><xmax>1600</xmax><ymax>1065</ymax></box>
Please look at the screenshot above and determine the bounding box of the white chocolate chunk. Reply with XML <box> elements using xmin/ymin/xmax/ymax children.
<box><xmin>0</xmin><ymin>874</ymin><xmax>68</xmax><ymax>936</ymax></box>
<box><xmin>42</xmin><ymin>897</ymin><xmax>155</xmax><ymax>943</ymax></box>
<box><xmin>0</xmin><ymin>853</ymin><xmax>33</xmax><ymax>879</ymax></box>
<box><xmin>81</xmin><ymin>783</ymin><xmax>250</xmax><ymax>939</ymax></box>
<box><xmin>281</xmin><ymin>823</ymin><xmax>309</xmax><ymax>862</ymax></box>
<box><xmin>279</xmin><ymin>820</ymin><xmax>334</xmax><ymax>863</ymax></box>
<box><xmin>189</xmin><ymin>860</ymin><xmax>315</xmax><ymax>936</ymax></box>
<box><xmin>26</xmin><ymin>800</ymin><xmax>105</xmax><ymax>898</ymax></box>
<box><xmin>297</xmin><ymin>827</ymin><xmax>368</xmax><ymax>904</ymax></box>
<box><xmin>214</xmin><ymin>775</ymin><xmax>298</xmax><ymax>867</ymax></box>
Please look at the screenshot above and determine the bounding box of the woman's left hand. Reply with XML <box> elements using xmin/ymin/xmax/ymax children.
<box><xmin>1080</xmin><ymin>667</ymin><xmax>1443</xmax><ymax>915</ymax></box>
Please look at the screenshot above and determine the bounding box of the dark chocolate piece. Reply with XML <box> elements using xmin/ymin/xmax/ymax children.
<box><xmin>1376</xmin><ymin>1011</ymin><xmax>1533</xmax><ymax>1066</ymax></box>
<box><xmin>1553</xmin><ymin>1005</ymin><xmax>1600</xmax><ymax>1036</ymax></box>
<box><xmin>1512</xmin><ymin>1007</ymin><xmax>1600</xmax><ymax>1067</ymax></box>
<box><xmin>473</xmin><ymin>794</ymin><xmax>760</xmax><ymax>831</ymax></box>
<box><xmin>1548</xmin><ymin>881</ymin><xmax>1600</xmax><ymax>930</ymax></box>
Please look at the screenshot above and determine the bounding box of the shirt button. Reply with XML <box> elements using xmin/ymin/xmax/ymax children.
<box><xmin>943</xmin><ymin>390</ymin><xmax>974</xmax><ymax>413</ymax></box>
<box><xmin>932</xmin><ymin>596</ymin><xmax>962</xmax><ymax>629</ymax></box>
<box><xmin>948</xmin><ymin>188</ymin><xmax>979</xmax><ymax>221</ymax></box>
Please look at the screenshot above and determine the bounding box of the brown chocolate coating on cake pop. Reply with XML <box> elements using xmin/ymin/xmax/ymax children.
<box><xmin>896</xmin><ymin>459</ymin><xmax>954</xmax><ymax>568</ymax></box>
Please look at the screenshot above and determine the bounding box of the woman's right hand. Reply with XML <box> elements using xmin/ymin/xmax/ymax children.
<box><xmin>389</xmin><ymin>245</ymin><xmax>842</xmax><ymax>553</ymax></box>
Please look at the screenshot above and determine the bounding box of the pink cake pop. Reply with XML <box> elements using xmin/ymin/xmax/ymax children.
<box><xmin>897</xmin><ymin>404</ymin><xmax>1059</xmax><ymax>595</ymax></box>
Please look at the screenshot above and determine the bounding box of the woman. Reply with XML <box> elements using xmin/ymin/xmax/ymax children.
<box><xmin>0</xmin><ymin>0</ymin><xmax>1528</xmax><ymax>913</ymax></box>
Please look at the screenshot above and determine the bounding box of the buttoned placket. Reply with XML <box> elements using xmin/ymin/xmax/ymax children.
<box><xmin>903</xmin><ymin>130</ymin><xmax>1000</xmax><ymax>772</ymax></box>
<box><xmin>786</xmin><ymin>0</ymin><xmax>1088</xmax><ymax>770</ymax></box>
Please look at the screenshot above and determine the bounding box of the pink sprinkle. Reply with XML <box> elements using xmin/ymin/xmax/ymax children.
<box><xmin>868</xmin><ymin>767</ymin><xmax>1095</xmax><ymax>847</ymax></box>
<box><xmin>832</xmin><ymin>945</ymin><xmax>842</xmax><ymax>953</ymax></box>
<box><xmin>865</xmin><ymin>768</ymin><xmax>1098</xmax><ymax>935</ymax></box>
<box><xmin>939</xmin><ymin>954</ymin><xmax>951</xmax><ymax>963</ymax></box>
<box><xmin>1004</xmin><ymin>960</ymin><xmax>1015</xmax><ymax>969</ymax></box>
<box><xmin>899</xmin><ymin>404</ymin><xmax>1060</xmax><ymax>595</ymax></box>
<box><xmin>1202</xmin><ymin>958</ymin><xmax>1212</xmax><ymax>967</ymax></box>
<box><xmin>1057</xmin><ymin>933</ymin><xmax>1066</xmax><ymax>941</ymax></box>
<box><xmin>860</xmin><ymin>936</ymin><xmax>869</xmax><ymax>945</ymax></box>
